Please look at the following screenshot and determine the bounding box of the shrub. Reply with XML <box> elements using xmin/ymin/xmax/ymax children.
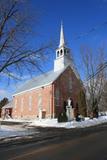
<box><xmin>58</xmin><ymin>112</ymin><xmax>68</xmax><ymax>123</ymax></box>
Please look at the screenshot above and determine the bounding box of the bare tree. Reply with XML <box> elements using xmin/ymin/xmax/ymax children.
<box><xmin>99</xmin><ymin>81</ymin><xmax>107</xmax><ymax>112</ymax></box>
<box><xmin>0</xmin><ymin>0</ymin><xmax>51</xmax><ymax>81</ymax></box>
<box><xmin>81</xmin><ymin>46</ymin><xmax>107</xmax><ymax>117</ymax></box>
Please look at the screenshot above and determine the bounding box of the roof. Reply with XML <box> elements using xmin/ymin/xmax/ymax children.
<box><xmin>14</xmin><ymin>67</ymin><xmax>67</xmax><ymax>96</ymax></box>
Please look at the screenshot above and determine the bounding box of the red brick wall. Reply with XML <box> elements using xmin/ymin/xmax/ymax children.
<box><xmin>53</xmin><ymin>66</ymin><xmax>83</xmax><ymax>117</ymax></box>
<box><xmin>12</xmin><ymin>66</ymin><xmax>83</xmax><ymax>119</ymax></box>
<box><xmin>12</xmin><ymin>85</ymin><xmax>53</xmax><ymax>119</ymax></box>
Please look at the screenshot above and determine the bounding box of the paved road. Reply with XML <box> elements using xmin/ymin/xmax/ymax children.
<box><xmin>0</xmin><ymin>123</ymin><xmax>107</xmax><ymax>160</ymax></box>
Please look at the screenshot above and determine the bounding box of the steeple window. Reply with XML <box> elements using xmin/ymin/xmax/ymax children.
<box><xmin>54</xmin><ymin>23</ymin><xmax>72</xmax><ymax>72</ymax></box>
<box><xmin>60</xmin><ymin>49</ymin><xmax>63</xmax><ymax>56</ymax></box>
<box><xmin>64</xmin><ymin>49</ymin><xmax>66</xmax><ymax>54</ymax></box>
<box><xmin>57</xmin><ymin>51</ymin><xmax>59</xmax><ymax>57</ymax></box>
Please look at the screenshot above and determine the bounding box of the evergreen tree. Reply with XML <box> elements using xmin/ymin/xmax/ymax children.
<box><xmin>0</xmin><ymin>97</ymin><xmax>9</xmax><ymax>108</ymax></box>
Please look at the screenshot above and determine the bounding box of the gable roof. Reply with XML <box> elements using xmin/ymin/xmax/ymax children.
<box><xmin>13</xmin><ymin>67</ymin><xmax>67</xmax><ymax>96</ymax></box>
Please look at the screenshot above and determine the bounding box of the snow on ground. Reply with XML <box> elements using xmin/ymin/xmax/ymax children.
<box><xmin>1</xmin><ymin>118</ymin><xmax>32</xmax><ymax>123</ymax></box>
<box><xmin>0</xmin><ymin>125</ymin><xmax>38</xmax><ymax>139</ymax></box>
<box><xmin>0</xmin><ymin>115</ymin><xmax>107</xmax><ymax>139</ymax></box>
<box><xmin>0</xmin><ymin>125</ymin><xmax>25</xmax><ymax>139</ymax></box>
<box><xmin>30</xmin><ymin>115</ymin><xmax>107</xmax><ymax>129</ymax></box>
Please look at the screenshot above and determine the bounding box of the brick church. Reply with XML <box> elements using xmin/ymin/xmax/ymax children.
<box><xmin>12</xmin><ymin>24</ymin><xmax>84</xmax><ymax>119</ymax></box>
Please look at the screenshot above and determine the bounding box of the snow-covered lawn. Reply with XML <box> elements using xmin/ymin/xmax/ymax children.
<box><xmin>0</xmin><ymin>125</ymin><xmax>38</xmax><ymax>139</ymax></box>
<box><xmin>0</xmin><ymin>125</ymin><xmax>26</xmax><ymax>139</ymax></box>
<box><xmin>30</xmin><ymin>115</ymin><xmax>107</xmax><ymax>129</ymax></box>
<box><xmin>0</xmin><ymin>115</ymin><xmax>107</xmax><ymax>140</ymax></box>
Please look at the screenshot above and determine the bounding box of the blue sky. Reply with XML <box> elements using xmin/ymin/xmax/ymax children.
<box><xmin>0</xmin><ymin>0</ymin><xmax>107</xmax><ymax>100</ymax></box>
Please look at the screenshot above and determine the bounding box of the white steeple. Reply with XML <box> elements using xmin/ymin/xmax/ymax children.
<box><xmin>59</xmin><ymin>22</ymin><xmax>65</xmax><ymax>47</ymax></box>
<box><xmin>53</xmin><ymin>22</ymin><xmax>80</xmax><ymax>79</ymax></box>
<box><xmin>54</xmin><ymin>22</ymin><xmax>72</xmax><ymax>72</ymax></box>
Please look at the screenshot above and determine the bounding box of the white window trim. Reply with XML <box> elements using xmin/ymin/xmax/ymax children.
<box><xmin>15</xmin><ymin>99</ymin><xmax>17</xmax><ymax>109</ymax></box>
<box><xmin>29</xmin><ymin>96</ymin><xmax>32</xmax><ymax>111</ymax></box>
<box><xmin>21</xmin><ymin>98</ymin><xmax>24</xmax><ymax>112</ymax></box>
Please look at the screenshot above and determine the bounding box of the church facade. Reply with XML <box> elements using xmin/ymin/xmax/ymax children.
<box><xmin>12</xmin><ymin>24</ymin><xmax>83</xmax><ymax>119</ymax></box>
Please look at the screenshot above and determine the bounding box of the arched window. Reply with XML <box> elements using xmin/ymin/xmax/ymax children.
<box><xmin>64</xmin><ymin>49</ymin><xmax>66</xmax><ymax>54</ymax></box>
<box><xmin>29</xmin><ymin>96</ymin><xmax>32</xmax><ymax>111</ymax></box>
<box><xmin>67</xmin><ymin>50</ymin><xmax>69</xmax><ymax>54</ymax></box>
<box><xmin>60</xmin><ymin>49</ymin><xmax>63</xmax><ymax>55</ymax></box>
<box><xmin>55</xmin><ymin>88</ymin><xmax>60</xmax><ymax>106</ymax></box>
<box><xmin>21</xmin><ymin>98</ymin><xmax>24</xmax><ymax>112</ymax></box>
<box><xmin>69</xmin><ymin>77</ymin><xmax>72</xmax><ymax>92</ymax></box>
<box><xmin>57</xmin><ymin>51</ymin><xmax>59</xmax><ymax>57</ymax></box>
<box><xmin>38</xmin><ymin>94</ymin><xmax>42</xmax><ymax>109</ymax></box>
<box><xmin>15</xmin><ymin>99</ymin><xmax>17</xmax><ymax>108</ymax></box>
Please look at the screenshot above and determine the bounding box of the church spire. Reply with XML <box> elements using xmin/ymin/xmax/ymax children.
<box><xmin>59</xmin><ymin>22</ymin><xmax>65</xmax><ymax>47</ymax></box>
<box><xmin>54</xmin><ymin>22</ymin><xmax>72</xmax><ymax>72</ymax></box>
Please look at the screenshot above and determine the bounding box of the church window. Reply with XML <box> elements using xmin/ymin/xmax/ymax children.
<box><xmin>21</xmin><ymin>98</ymin><xmax>24</xmax><ymax>112</ymax></box>
<box><xmin>64</xmin><ymin>49</ymin><xmax>66</xmax><ymax>54</ymax></box>
<box><xmin>60</xmin><ymin>49</ymin><xmax>63</xmax><ymax>55</ymax></box>
<box><xmin>69</xmin><ymin>77</ymin><xmax>72</xmax><ymax>92</ymax></box>
<box><xmin>15</xmin><ymin>99</ymin><xmax>17</xmax><ymax>108</ymax></box>
<box><xmin>29</xmin><ymin>96</ymin><xmax>32</xmax><ymax>111</ymax></box>
<box><xmin>55</xmin><ymin>88</ymin><xmax>60</xmax><ymax>106</ymax></box>
<box><xmin>38</xmin><ymin>94</ymin><xmax>42</xmax><ymax>109</ymax></box>
<box><xmin>57</xmin><ymin>51</ymin><xmax>59</xmax><ymax>57</ymax></box>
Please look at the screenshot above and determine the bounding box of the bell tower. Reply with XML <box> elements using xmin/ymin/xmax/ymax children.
<box><xmin>54</xmin><ymin>23</ymin><xmax>72</xmax><ymax>72</ymax></box>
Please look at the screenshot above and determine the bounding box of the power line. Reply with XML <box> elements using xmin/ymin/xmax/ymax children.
<box><xmin>74</xmin><ymin>21</ymin><xmax>107</xmax><ymax>40</ymax></box>
<box><xmin>87</xmin><ymin>61</ymin><xmax>107</xmax><ymax>81</ymax></box>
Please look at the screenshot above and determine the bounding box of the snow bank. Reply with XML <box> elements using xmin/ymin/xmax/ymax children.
<box><xmin>30</xmin><ymin>116</ymin><xmax>107</xmax><ymax>129</ymax></box>
<box><xmin>0</xmin><ymin>118</ymin><xmax>32</xmax><ymax>123</ymax></box>
<box><xmin>0</xmin><ymin>115</ymin><xmax>107</xmax><ymax>139</ymax></box>
<box><xmin>0</xmin><ymin>115</ymin><xmax>107</xmax><ymax>141</ymax></box>
<box><xmin>0</xmin><ymin>125</ymin><xmax>38</xmax><ymax>139</ymax></box>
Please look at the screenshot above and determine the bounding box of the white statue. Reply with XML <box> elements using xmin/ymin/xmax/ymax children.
<box><xmin>67</xmin><ymin>98</ymin><xmax>71</xmax><ymax>106</ymax></box>
<box><xmin>66</xmin><ymin>98</ymin><xmax>74</xmax><ymax>121</ymax></box>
